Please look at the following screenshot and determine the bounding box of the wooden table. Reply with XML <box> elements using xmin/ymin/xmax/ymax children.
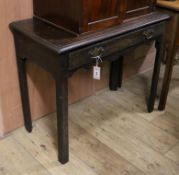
<box><xmin>157</xmin><ymin>0</ymin><xmax>179</xmax><ymax>110</ymax></box>
<box><xmin>10</xmin><ymin>12</ymin><xmax>169</xmax><ymax>164</ymax></box>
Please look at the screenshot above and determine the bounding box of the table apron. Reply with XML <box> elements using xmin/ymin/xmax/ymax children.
<box><xmin>68</xmin><ymin>22</ymin><xmax>165</xmax><ymax>70</ymax></box>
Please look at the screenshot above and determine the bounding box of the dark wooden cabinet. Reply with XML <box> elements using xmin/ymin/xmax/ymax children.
<box><xmin>33</xmin><ymin>0</ymin><xmax>156</xmax><ymax>34</ymax></box>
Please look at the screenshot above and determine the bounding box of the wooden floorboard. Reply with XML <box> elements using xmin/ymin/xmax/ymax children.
<box><xmin>0</xmin><ymin>137</ymin><xmax>51</xmax><ymax>175</ymax></box>
<box><xmin>165</xmin><ymin>143</ymin><xmax>179</xmax><ymax>165</ymax></box>
<box><xmin>0</xmin><ymin>66</ymin><xmax>179</xmax><ymax>175</ymax></box>
<box><xmin>70</xmin><ymin>95</ymin><xmax>179</xmax><ymax>175</ymax></box>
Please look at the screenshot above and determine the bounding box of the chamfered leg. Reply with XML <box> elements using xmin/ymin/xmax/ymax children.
<box><xmin>109</xmin><ymin>56</ymin><xmax>124</xmax><ymax>90</ymax></box>
<box><xmin>148</xmin><ymin>36</ymin><xmax>165</xmax><ymax>112</ymax></box>
<box><xmin>16</xmin><ymin>58</ymin><xmax>32</xmax><ymax>132</ymax></box>
<box><xmin>158</xmin><ymin>51</ymin><xmax>175</xmax><ymax>111</ymax></box>
<box><xmin>158</xmin><ymin>31</ymin><xmax>178</xmax><ymax>111</ymax></box>
<box><xmin>55</xmin><ymin>72</ymin><xmax>69</xmax><ymax>164</ymax></box>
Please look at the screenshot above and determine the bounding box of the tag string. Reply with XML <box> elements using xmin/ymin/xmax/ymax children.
<box><xmin>92</xmin><ymin>56</ymin><xmax>103</xmax><ymax>66</ymax></box>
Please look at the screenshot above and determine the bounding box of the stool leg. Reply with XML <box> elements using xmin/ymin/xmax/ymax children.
<box><xmin>109</xmin><ymin>56</ymin><xmax>124</xmax><ymax>90</ymax></box>
<box><xmin>55</xmin><ymin>73</ymin><xmax>69</xmax><ymax>164</ymax></box>
<box><xmin>148</xmin><ymin>37</ymin><xmax>164</xmax><ymax>112</ymax></box>
<box><xmin>17</xmin><ymin>58</ymin><xmax>32</xmax><ymax>132</ymax></box>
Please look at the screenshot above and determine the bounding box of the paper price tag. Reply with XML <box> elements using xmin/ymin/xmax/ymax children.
<box><xmin>93</xmin><ymin>66</ymin><xmax>101</xmax><ymax>80</ymax></box>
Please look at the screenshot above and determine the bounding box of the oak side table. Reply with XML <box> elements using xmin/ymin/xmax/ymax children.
<box><xmin>10</xmin><ymin>12</ymin><xmax>170</xmax><ymax>164</ymax></box>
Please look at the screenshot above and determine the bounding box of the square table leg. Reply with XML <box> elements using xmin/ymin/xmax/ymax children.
<box><xmin>55</xmin><ymin>73</ymin><xmax>69</xmax><ymax>164</ymax></box>
<box><xmin>109</xmin><ymin>56</ymin><xmax>124</xmax><ymax>90</ymax></box>
<box><xmin>148</xmin><ymin>36</ymin><xmax>165</xmax><ymax>112</ymax></box>
<box><xmin>16</xmin><ymin>57</ymin><xmax>32</xmax><ymax>133</ymax></box>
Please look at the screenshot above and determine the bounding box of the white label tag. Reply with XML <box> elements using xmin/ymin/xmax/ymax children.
<box><xmin>93</xmin><ymin>66</ymin><xmax>101</xmax><ymax>80</ymax></box>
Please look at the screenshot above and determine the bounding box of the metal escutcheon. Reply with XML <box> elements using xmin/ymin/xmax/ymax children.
<box><xmin>143</xmin><ymin>29</ymin><xmax>155</xmax><ymax>40</ymax></box>
<box><xmin>89</xmin><ymin>47</ymin><xmax>104</xmax><ymax>58</ymax></box>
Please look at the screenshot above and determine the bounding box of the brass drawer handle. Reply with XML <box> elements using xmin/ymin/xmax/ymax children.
<box><xmin>143</xmin><ymin>29</ymin><xmax>155</xmax><ymax>40</ymax></box>
<box><xmin>89</xmin><ymin>47</ymin><xmax>104</xmax><ymax>58</ymax></box>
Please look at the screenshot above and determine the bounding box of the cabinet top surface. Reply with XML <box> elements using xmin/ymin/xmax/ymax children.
<box><xmin>157</xmin><ymin>0</ymin><xmax>179</xmax><ymax>11</ymax></box>
<box><xmin>10</xmin><ymin>12</ymin><xmax>170</xmax><ymax>54</ymax></box>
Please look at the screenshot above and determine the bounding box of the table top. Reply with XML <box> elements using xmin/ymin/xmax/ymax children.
<box><xmin>157</xmin><ymin>0</ymin><xmax>179</xmax><ymax>11</ymax></box>
<box><xmin>10</xmin><ymin>12</ymin><xmax>170</xmax><ymax>54</ymax></box>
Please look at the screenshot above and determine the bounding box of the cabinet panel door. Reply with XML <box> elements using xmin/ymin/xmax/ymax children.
<box><xmin>125</xmin><ymin>0</ymin><xmax>156</xmax><ymax>19</ymax></box>
<box><xmin>127</xmin><ymin>0</ymin><xmax>151</xmax><ymax>11</ymax></box>
<box><xmin>88</xmin><ymin>0</ymin><xmax>121</xmax><ymax>22</ymax></box>
<box><xmin>83</xmin><ymin>0</ymin><xmax>125</xmax><ymax>32</ymax></box>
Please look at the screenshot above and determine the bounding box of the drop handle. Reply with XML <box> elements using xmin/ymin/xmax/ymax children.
<box><xmin>89</xmin><ymin>47</ymin><xmax>104</xmax><ymax>58</ymax></box>
<box><xmin>143</xmin><ymin>29</ymin><xmax>155</xmax><ymax>40</ymax></box>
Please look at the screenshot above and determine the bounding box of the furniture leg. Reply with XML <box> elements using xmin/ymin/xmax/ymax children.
<box><xmin>109</xmin><ymin>56</ymin><xmax>124</xmax><ymax>90</ymax></box>
<box><xmin>158</xmin><ymin>20</ymin><xmax>179</xmax><ymax>110</ymax></box>
<box><xmin>55</xmin><ymin>73</ymin><xmax>69</xmax><ymax>164</ymax></box>
<box><xmin>16</xmin><ymin>58</ymin><xmax>32</xmax><ymax>132</ymax></box>
<box><xmin>148</xmin><ymin>37</ymin><xmax>164</xmax><ymax>112</ymax></box>
<box><xmin>157</xmin><ymin>0</ymin><xmax>179</xmax><ymax>111</ymax></box>
<box><xmin>158</xmin><ymin>49</ymin><xmax>176</xmax><ymax>111</ymax></box>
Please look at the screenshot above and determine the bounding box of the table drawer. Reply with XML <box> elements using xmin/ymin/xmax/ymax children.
<box><xmin>69</xmin><ymin>23</ymin><xmax>164</xmax><ymax>70</ymax></box>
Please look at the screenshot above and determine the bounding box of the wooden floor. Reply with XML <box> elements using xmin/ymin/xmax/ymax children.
<box><xmin>0</xmin><ymin>66</ymin><xmax>179</xmax><ymax>175</ymax></box>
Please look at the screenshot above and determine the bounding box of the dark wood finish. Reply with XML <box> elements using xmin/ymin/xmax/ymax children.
<box><xmin>109</xmin><ymin>56</ymin><xmax>124</xmax><ymax>90</ymax></box>
<box><xmin>83</xmin><ymin>0</ymin><xmax>124</xmax><ymax>32</ymax></box>
<box><xmin>125</xmin><ymin>0</ymin><xmax>156</xmax><ymax>19</ymax></box>
<box><xmin>159</xmin><ymin>20</ymin><xmax>179</xmax><ymax>110</ymax></box>
<box><xmin>16</xmin><ymin>57</ymin><xmax>32</xmax><ymax>132</ymax></box>
<box><xmin>33</xmin><ymin>0</ymin><xmax>156</xmax><ymax>34</ymax></box>
<box><xmin>148</xmin><ymin>36</ymin><xmax>165</xmax><ymax>112</ymax></box>
<box><xmin>68</xmin><ymin>23</ymin><xmax>163</xmax><ymax>70</ymax></box>
<box><xmin>55</xmin><ymin>72</ymin><xmax>69</xmax><ymax>164</ymax></box>
<box><xmin>14</xmin><ymin>36</ymin><xmax>32</xmax><ymax>132</ymax></box>
<box><xmin>10</xmin><ymin>12</ymin><xmax>169</xmax><ymax>164</ymax></box>
<box><xmin>156</xmin><ymin>3</ymin><xmax>179</xmax><ymax>110</ymax></box>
